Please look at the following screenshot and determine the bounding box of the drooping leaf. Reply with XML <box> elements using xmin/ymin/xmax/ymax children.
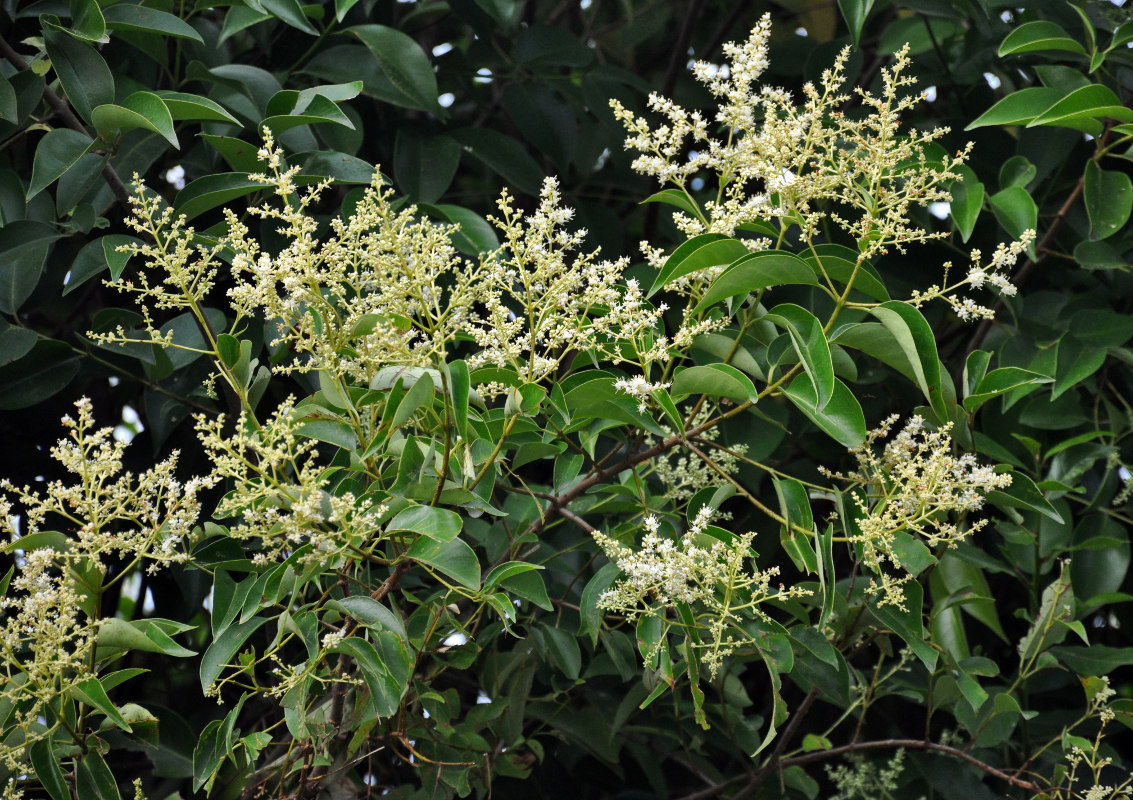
<box><xmin>1084</xmin><ymin>160</ymin><xmax>1133</xmax><ymax>241</ymax></box>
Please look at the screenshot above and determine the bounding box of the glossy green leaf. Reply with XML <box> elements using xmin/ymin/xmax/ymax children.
<box><xmin>327</xmin><ymin>636</ymin><xmax>403</xmax><ymax>717</ymax></box>
<box><xmin>641</xmin><ymin>188</ymin><xmax>701</xmax><ymax>218</ymax></box>
<box><xmin>262</xmin><ymin>90</ymin><xmax>354</xmax><ymax>133</ymax></box>
<box><xmin>764</xmin><ymin>303</ymin><xmax>834</xmax><ymax>411</ymax></box>
<box><xmin>29</xmin><ymin>740</ymin><xmax>71</xmax><ymax>800</ymax></box>
<box><xmin>200</xmin><ymin>616</ymin><xmax>268</xmax><ymax>691</ymax></box>
<box><xmin>388</xmin><ymin>505</ymin><xmax>462</xmax><ymax>542</ymax></box>
<box><xmin>98</xmin><ymin>617</ymin><xmax>197</xmax><ymax>657</ymax></box>
<box><xmin>670</xmin><ymin>363</ymin><xmax>759</xmax><ymax>405</ymax></box>
<box><xmin>649</xmin><ymin>234</ymin><xmax>750</xmax><ymax>296</ymax></box>
<box><xmin>579</xmin><ymin>562</ymin><xmax>620</xmax><ymax>646</ymax></box>
<box><xmin>76</xmin><ymin>750</ymin><xmax>122</xmax><ymax>800</ymax></box>
<box><xmin>405</xmin><ymin>536</ymin><xmax>481</xmax><ymax>589</ymax></box>
<box><xmin>27</xmin><ymin>128</ymin><xmax>95</xmax><ymax>200</ymax></box>
<box><xmin>103</xmin><ymin>3</ymin><xmax>205</xmax><ymax>42</ymax></box>
<box><xmin>1028</xmin><ymin>84</ymin><xmax>1133</xmax><ymax>132</ymax></box>
<box><xmin>155</xmin><ymin>91</ymin><xmax>239</xmax><ymax>124</ymax></box>
<box><xmin>0</xmin><ymin>339</ymin><xmax>80</xmax><ymax>409</ymax></box>
<box><xmin>804</xmin><ymin>245</ymin><xmax>890</xmax><ymax>301</ymax></box>
<box><xmin>989</xmin><ymin>186</ymin><xmax>1038</xmax><ymax>246</ymax></box>
<box><xmin>540</xmin><ymin>625</ymin><xmax>582</xmax><ymax>680</ymax></box>
<box><xmin>998</xmin><ymin>20</ymin><xmax>1085</xmax><ymax>56</ymax></box>
<box><xmin>949</xmin><ymin>164</ymin><xmax>984</xmax><ymax>242</ymax></box>
<box><xmin>259</xmin><ymin>0</ymin><xmax>317</xmax><ymax>34</ymax></box>
<box><xmin>963</xmin><ymin>367</ymin><xmax>1051</xmax><ymax>412</ymax></box>
<box><xmin>92</xmin><ymin>91</ymin><xmax>178</xmax><ymax>148</ymax></box>
<box><xmin>837</xmin><ymin>0</ymin><xmax>875</xmax><ymax>46</ymax></box>
<box><xmin>870</xmin><ymin>581</ymin><xmax>937</xmax><ymax>671</ymax></box>
<box><xmin>869</xmin><ymin>301</ymin><xmax>947</xmax><ymax>421</ymax></box>
<box><xmin>42</xmin><ymin>17</ymin><xmax>114</xmax><ymax>122</ymax></box>
<box><xmin>965</xmin><ymin>87</ymin><xmax>1062</xmax><ymax>130</ymax></box>
<box><xmin>421</xmin><ymin>203</ymin><xmax>500</xmax><ymax>255</ymax></box>
<box><xmin>329</xmin><ymin>596</ymin><xmax>407</xmax><ymax>641</ymax></box>
<box><xmin>691</xmin><ymin>250</ymin><xmax>818</xmax><ymax>313</ymax></box>
<box><xmin>174</xmin><ymin>173</ymin><xmax>261</xmax><ymax>221</ymax></box>
<box><xmin>987</xmin><ymin>471</ymin><xmax>1064</xmax><ymax>523</ymax></box>
<box><xmin>781</xmin><ymin>374</ymin><xmax>865</xmax><ymax>448</ymax></box>
<box><xmin>1052</xmin><ymin>646</ymin><xmax>1133</xmax><ymax>676</ymax></box>
<box><xmin>348</xmin><ymin>25</ymin><xmax>441</xmax><ymax>113</ymax></box>
<box><xmin>1084</xmin><ymin>160</ymin><xmax>1132</xmax><ymax>241</ymax></box>
<box><xmin>999</xmin><ymin>155</ymin><xmax>1036</xmax><ymax>190</ymax></box>
<box><xmin>0</xmin><ymin>220</ymin><xmax>61</xmax><ymax>314</ymax></box>
<box><xmin>67</xmin><ymin>0</ymin><xmax>107</xmax><ymax>41</ymax></box>
<box><xmin>71</xmin><ymin>677</ymin><xmax>132</xmax><ymax>731</ymax></box>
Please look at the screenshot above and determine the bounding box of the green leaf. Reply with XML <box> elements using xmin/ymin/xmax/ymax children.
<box><xmin>868</xmin><ymin>301</ymin><xmax>947</xmax><ymax>421</ymax></box>
<box><xmin>870</xmin><ymin>582</ymin><xmax>937</xmax><ymax>671</ymax></box>
<box><xmin>27</xmin><ymin>128</ymin><xmax>95</xmax><ymax>200</ymax></box>
<box><xmin>29</xmin><ymin>740</ymin><xmax>71</xmax><ymax>800</ymax></box>
<box><xmin>500</xmin><ymin>569</ymin><xmax>553</xmax><ymax>611</ymax></box>
<box><xmin>1052</xmin><ymin>336</ymin><xmax>1106</xmax><ymax>400</ymax></box>
<box><xmin>1018</xmin><ymin>563</ymin><xmax>1074</xmax><ymax>669</ymax></box>
<box><xmin>670</xmin><ymin>363</ymin><xmax>759</xmax><ymax>405</ymax></box>
<box><xmin>963</xmin><ymin>367</ymin><xmax>1052</xmax><ymax>412</ymax></box>
<box><xmin>1028</xmin><ymin>85</ymin><xmax>1133</xmax><ymax>132</ymax></box>
<box><xmin>42</xmin><ymin>17</ymin><xmax>114</xmax><ymax>122</ymax></box>
<box><xmin>65</xmin><ymin>234</ymin><xmax>137</xmax><ymax>296</ymax></box>
<box><xmin>258</xmin><ymin>0</ymin><xmax>318</xmax><ymax>34</ymax></box>
<box><xmin>200</xmin><ymin>616</ymin><xmax>267</xmax><ymax>691</ymax></box>
<box><xmin>965</xmin><ymin>87</ymin><xmax>1063</xmax><ymax>130</ymax></box>
<box><xmin>775</xmin><ymin>477</ymin><xmax>817</xmax><ymax>573</ymax></box>
<box><xmin>781</xmin><ymin>374</ymin><xmax>866</xmax><ymax>448</ymax></box>
<box><xmin>999</xmin><ymin>155</ymin><xmax>1037</xmax><ymax>190</ymax></box>
<box><xmin>98</xmin><ymin>617</ymin><xmax>197</xmax><ymax>657</ymax></box>
<box><xmin>649</xmin><ymin>234</ymin><xmax>750</xmax><ymax>296</ymax></box>
<box><xmin>262</xmin><ymin>90</ymin><xmax>355</xmax><ymax>133</ymax></box>
<box><xmin>540</xmin><ymin>625</ymin><xmax>582</xmax><ymax>680</ymax></box>
<box><xmin>641</xmin><ymin>188</ymin><xmax>701</xmax><ymax>218</ymax></box>
<box><xmin>0</xmin><ymin>220</ymin><xmax>61</xmax><ymax>314</ymax></box>
<box><xmin>102</xmin><ymin>3</ymin><xmax>205</xmax><ymax>42</ymax></box>
<box><xmin>92</xmin><ymin>91</ymin><xmax>178</xmax><ymax>148</ymax></box>
<box><xmin>0</xmin><ymin>318</ymin><xmax>36</xmax><ymax>366</ymax></box>
<box><xmin>0</xmin><ymin>74</ymin><xmax>16</xmax><ymax>123</ymax></box>
<box><xmin>420</xmin><ymin>203</ymin><xmax>500</xmax><ymax>255</ymax></box>
<box><xmin>998</xmin><ymin>20</ymin><xmax>1085</xmax><ymax>56</ymax></box>
<box><xmin>1084</xmin><ymin>160</ymin><xmax>1132</xmax><ymax>241</ymax></box>
<box><xmin>989</xmin><ymin>186</ymin><xmax>1038</xmax><ymax>246</ymax></box>
<box><xmin>199</xmin><ymin>134</ymin><xmax>261</xmax><ymax>172</ymax></box>
<box><xmin>387</xmin><ymin>505</ymin><xmax>462</xmax><ymax>542</ymax></box>
<box><xmin>764</xmin><ymin>303</ymin><xmax>834</xmax><ymax>411</ymax></box>
<box><xmin>837</xmin><ymin>0</ymin><xmax>875</xmax><ymax>47</ymax></box>
<box><xmin>328</xmin><ymin>596</ymin><xmax>407</xmax><ymax>641</ymax></box>
<box><xmin>691</xmin><ymin>250</ymin><xmax>819</xmax><ymax>314</ymax></box>
<box><xmin>348</xmin><ymin>25</ymin><xmax>441</xmax><ymax>113</ymax></box>
<box><xmin>76</xmin><ymin>750</ymin><xmax>122</xmax><ymax>800</ymax></box>
<box><xmin>71</xmin><ymin>676</ymin><xmax>132</xmax><ymax>731</ymax></box>
<box><xmin>155</xmin><ymin>91</ymin><xmax>240</xmax><ymax>125</ymax></box>
<box><xmin>174</xmin><ymin>173</ymin><xmax>261</xmax><ymax>221</ymax></box>
<box><xmin>394</xmin><ymin>131</ymin><xmax>461</xmax><ymax>203</ymax></box>
<box><xmin>1050</xmin><ymin>645</ymin><xmax>1133</xmax><ymax>676</ymax></box>
<box><xmin>449</xmin><ymin>128</ymin><xmax>543</xmax><ymax>197</ymax></box>
<box><xmin>579</xmin><ymin>562</ymin><xmax>620</xmax><ymax>646</ymax></box>
<box><xmin>987</xmin><ymin>470</ymin><xmax>1064</xmax><ymax>523</ymax></box>
<box><xmin>804</xmin><ymin>245</ymin><xmax>890</xmax><ymax>301</ymax></box>
<box><xmin>387</xmin><ymin>368</ymin><xmax>434</xmax><ymax>433</ymax></box>
<box><xmin>949</xmin><ymin>164</ymin><xmax>984</xmax><ymax>242</ymax></box>
<box><xmin>67</xmin><ymin>0</ymin><xmax>107</xmax><ymax>41</ymax></box>
<box><xmin>405</xmin><ymin>537</ymin><xmax>480</xmax><ymax>589</ymax></box>
<box><xmin>0</xmin><ymin>339</ymin><xmax>80</xmax><ymax>409</ymax></box>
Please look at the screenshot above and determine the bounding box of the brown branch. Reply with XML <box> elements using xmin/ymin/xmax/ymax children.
<box><xmin>776</xmin><ymin>738</ymin><xmax>1043</xmax><ymax>795</ymax></box>
<box><xmin>0</xmin><ymin>33</ymin><xmax>131</xmax><ymax>210</ymax></box>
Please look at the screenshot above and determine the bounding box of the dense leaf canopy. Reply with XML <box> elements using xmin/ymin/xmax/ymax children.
<box><xmin>1</xmin><ymin>0</ymin><xmax>1133</xmax><ymax>799</ymax></box>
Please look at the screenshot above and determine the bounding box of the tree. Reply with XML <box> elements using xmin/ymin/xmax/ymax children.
<box><xmin>0</xmin><ymin>0</ymin><xmax>1131</xmax><ymax>798</ymax></box>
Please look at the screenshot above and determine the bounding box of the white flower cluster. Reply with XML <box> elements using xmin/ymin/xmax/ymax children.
<box><xmin>826</xmin><ymin>415</ymin><xmax>1012</xmax><ymax>608</ymax></box>
<box><xmin>612</xmin><ymin>15</ymin><xmax>965</xmax><ymax>256</ymax></box>
<box><xmin>912</xmin><ymin>230</ymin><xmax>1035</xmax><ymax>321</ymax></box>
<box><xmin>196</xmin><ymin>398</ymin><xmax>387</xmax><ymax>566</ymax></box>
<box><xmin>646</xmin><ymin>405</ymin><xmax>746</xmax><ymax>505</ymax></box>
<box><xmin>593</xmin><ymin>507</ymin><xmax>808</xmax><ymax>677</ymax></box>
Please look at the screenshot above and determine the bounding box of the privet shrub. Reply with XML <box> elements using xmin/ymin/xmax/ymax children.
<box><xmin>1</xmin><ymin>1</ymin><xmax>1133</xmax><ymax>799</ymax></box>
